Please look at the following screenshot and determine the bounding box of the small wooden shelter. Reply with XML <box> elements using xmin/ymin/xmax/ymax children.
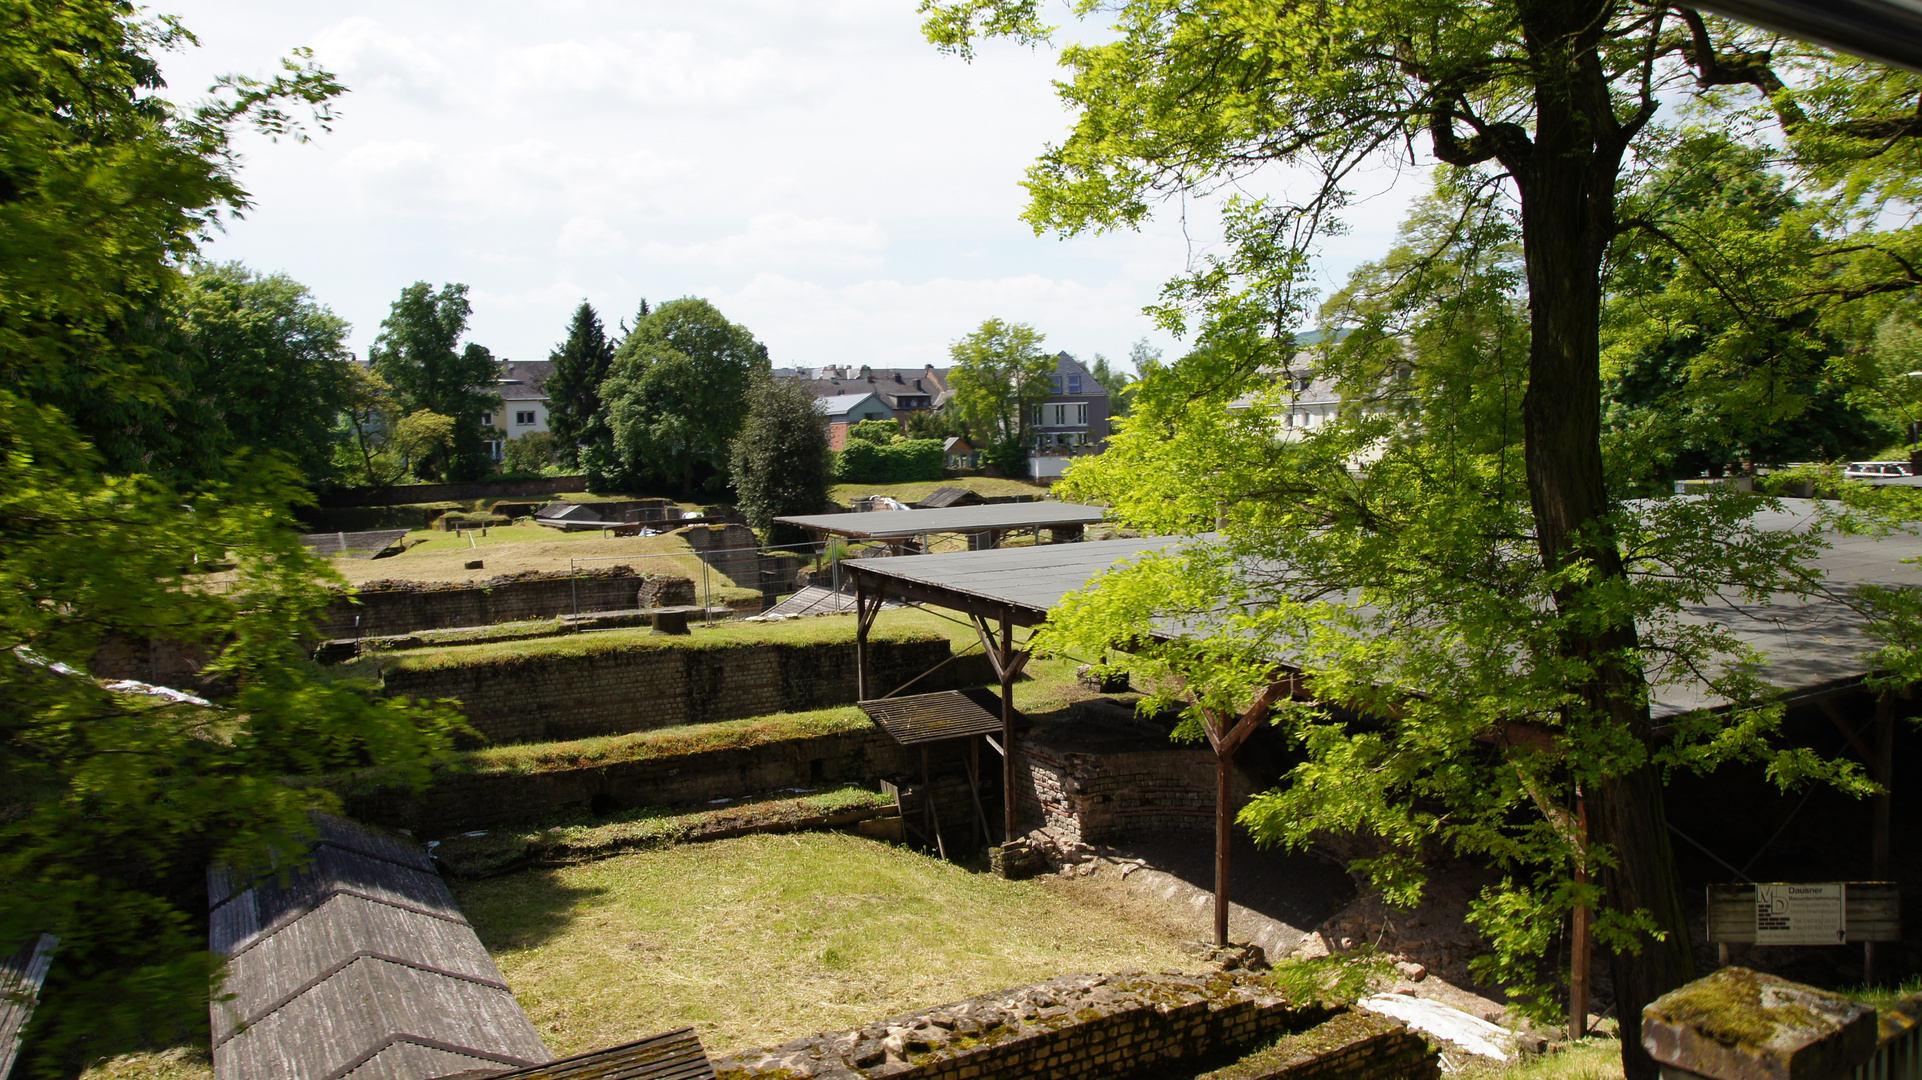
<box><xmin>860</xmin><ymin>687</ymin><xmax>1027</xmax><ymax>857</ymax></box>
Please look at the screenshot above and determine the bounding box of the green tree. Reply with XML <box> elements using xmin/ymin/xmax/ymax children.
<box><xmin>544</xmin><ymin>301</ymin><xmax>616</xmax><ymax>469</ymax></box>
<box><xmin>331</xmin><ymin>364</ymin><xmax>407</xmax><ymax>487</ymax></box>
<box><xmin>168</xmin><ymin>262</ymin><xmax>356</xmax><ymax>483</ymax></box>
<box><xmin>599</xmin><ymin>297</ymin><xmax>770</xmax><ymax>496</ymax></box>
<box><xmin>368</xmin><ymin>282</ymin><xmax>497</xmax><ymax>482</ymax></box>
<box><xmin>0</xmin><ymin>3</ymin><xmax>465</xmax><ymax>1069</ymax></box>
<box><xmin>947</xmin><ymin>318</ymin><xmax>1053</xmax><ymax>473</ymax></box>
<box><xmin>925</xmin><ymin>3</ymin><xmax>1922</xmax><ymax>1071</ymax></box>
<box><xmin>730</xmin><ymin>378</ymin><xmax>833</xmax><ymax>544</ymax></box>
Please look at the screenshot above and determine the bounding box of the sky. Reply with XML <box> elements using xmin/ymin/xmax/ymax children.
<box><xmin>159</xmin><ymin>0</ymin><xmax>1430</xmax><ymax>371</ymax></box>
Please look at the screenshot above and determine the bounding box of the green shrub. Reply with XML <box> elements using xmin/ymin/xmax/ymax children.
<box><xmin>835</xmin><ymin>437</ymin><xmax>944</xmax><ymax>483</ymax></box>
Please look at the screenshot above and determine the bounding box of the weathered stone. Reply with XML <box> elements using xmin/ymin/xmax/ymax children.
<box><xmin>1641</xmin><ymin>967</ymin><xmax>1877</xmax><ymax>1080</ymax></box>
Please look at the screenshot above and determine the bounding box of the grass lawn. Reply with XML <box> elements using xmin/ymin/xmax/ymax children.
<box><xmin>452</xmin><ymin>831</ymin><xmax>1197</xmax><ymax>1059</ymax></box>
<box><xmin>357</xmin><ymin>605</ymin><xmax>969</xmax><ymax>674</ymax></box>
<box><xmin>829</xmin><ymin>476</ymin><xmax>1052</xmax><ymax>505</ymax></box>
<box><xmin>328</xmin><ymin>523</ymin><xmax>734</xmax><ymax>592</ymax></box>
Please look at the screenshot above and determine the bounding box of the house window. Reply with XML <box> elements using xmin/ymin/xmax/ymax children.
<box><xmin>1074</xmin><ymin>402</ymin><xmax>1088</xmax><ymax>426</ymax></box>
<box><xmin>515</xmin><ymin>410</ymin><xmax>536</xmax><ymax>426</ymax></box>
<box><xmin>1032</xmin><ymin>406</ymin><xmax>1044</xmax><ymax>426</ymax></box>
<box><xmin>1050</xmin><ymin>376</ymin><xmax>1062</xmax><ymax>392</ymax></box>
<box><xmin>481</xmin><ymin>412</ymin><xmax>494</xmax><ymax>427</ymax></box>
<box><xmin>485</xmin><ymin>440</ymin><xmax>503</xmax><ymax>460</ymax></box>
<box><xmin>1068</xmin><ymin>375</ymin><xmax>1081</xmax><ymax>394</ymax></box>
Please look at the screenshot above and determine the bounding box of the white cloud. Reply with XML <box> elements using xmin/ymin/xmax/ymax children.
<box><xmin>160</xmin><ymin>0</ymin><xmax>1425</xmax><ymax>371</ymax></box>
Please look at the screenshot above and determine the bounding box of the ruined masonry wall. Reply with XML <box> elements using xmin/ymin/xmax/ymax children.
<box><xmin>1017</xmin><ymin>743</ymin><xmax>1255</xmax><ymax>847</ymax></box>
<box><xmin>343</xmin><ymin>727</ymin><xmax>922</xmax><ymax>837</ymax></box>
<box><xmin>383</xmin><ymin>638</ymin><xmax>990</xmax><ymax>746</ymax></box>
<box><xmin>711</xmin><ymin>971</ymin><xmax>1438</xmax><ymax>1080</ymax></box>
<box><xmin>319</xmin><ymin>573</ymin><xmax>697</xmax><ymax>638</ymax></box>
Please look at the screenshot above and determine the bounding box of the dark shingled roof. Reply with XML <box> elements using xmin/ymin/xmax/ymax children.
<box><xmin>299</xmin><ymin>529</ymin><xmax>412</xmax><ymax>559</ymax></box>
<box><xmin>443</xmin><ymin>1028</ymin><xmax>715</xmax><ymax>1080</ymax></box>
<box><xmin>912</xmin><ymin>487</ymin><xmax>985</xmax><ymax>509</ymax></box>
<box><xmin>860</xmin><ymin>688</ymin><xmax>1024</xmax><ymax>745</ymax></box>
<box><xmin>209</xmin><ymin>816</ymin><xmax>550</xmax><ymax>1080</ymax></box>
<box><xmin>0</xmin><ymin>934</ymin><xmax>57</xmax><ymax>1080</ymax></box>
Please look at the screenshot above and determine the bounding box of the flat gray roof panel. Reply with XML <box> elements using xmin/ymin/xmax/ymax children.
<box><xmin>775</xmin><ymin>502</ymin><xmax>1110</xmax><ymax>538</ymax></box>
<box><xmin>849</xmin><ymin>501</ymin><xmax>1922</xmax><ymax>713</ymax></box>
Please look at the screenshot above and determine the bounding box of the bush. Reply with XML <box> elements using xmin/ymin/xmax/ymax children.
<box><xmin>502</xmin><ymin>431</ymin><xmax>556</xmax><ymax>474</ymax></box>
<box><xmin>845</xmin><ymin>418</ymin><xmax>901</xmax><ymax>446</ymax></box>
<box><xmin>835</xmin><ymin>437</ymin><xmax>945</xmax><ymax>483</ymax></box>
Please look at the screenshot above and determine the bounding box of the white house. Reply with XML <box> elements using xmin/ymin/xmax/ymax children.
<box><xmin>480</xmin><ymin>359</ymin><xmax>554</xmax><ymax>461</ymax></box>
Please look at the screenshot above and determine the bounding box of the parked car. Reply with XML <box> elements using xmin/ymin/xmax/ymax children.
<box><xmin>1845</xmin><ymin>461</ymin><xmax>1914</xmax><ymax>479</ymax></box>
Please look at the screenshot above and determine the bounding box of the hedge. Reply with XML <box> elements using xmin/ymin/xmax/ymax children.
<box><xmin>835</xmin><ymin>438</ymin><xmax>944</xmax><ymax>483</ymax></box>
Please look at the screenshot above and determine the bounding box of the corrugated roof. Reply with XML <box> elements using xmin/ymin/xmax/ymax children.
<box><xmin>775</xmin><ymin>502</ymin><xmax>1108</xmax><ymax>538</ymax></box>
<box><xmin>0</xmin><ymin>934</ymin><xmax>57</xmax><ymax>1080</ymax></box>
<box><xmin>444</xmin><ymin>1028</ymin><xmax>715</xmax><ymax>1080</ymax></box>
<box><xmin>209</xmin><ymin>816</ymin><xmax>550</xmax><ymax>1080</ymax></box>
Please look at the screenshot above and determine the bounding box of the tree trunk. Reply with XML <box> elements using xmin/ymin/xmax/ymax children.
<box><xmin>1510</xmin><ymin>5</ymin><xmax>1696</xmax><ymax>1075</ymax></box>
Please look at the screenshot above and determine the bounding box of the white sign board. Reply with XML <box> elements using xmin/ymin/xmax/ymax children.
<box><xmin>1754</xmin><ymin>883</ymin><xmax>1847</xmax><ymax>945</ymax></box>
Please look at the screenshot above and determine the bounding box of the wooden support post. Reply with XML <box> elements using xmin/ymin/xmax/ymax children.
<box><xmin>923</xmin><ymin>746</ymin><xmax>947</xmax><ymax>861</ymax></box>
<box><xmin>1570</xmin><ymin>792</ymin><xmax>1591</xmax><ymax>1038</ymax></box>
<box><xmin>1000</xmin><ymin>613</ymin><xmax>1017</xmax><ymax>844</ymax></box>
<box><xmin>855</xmin><ymin>578</ymin><xmax>869</xmax><ymax>700</ymax></box>
<box><xmin>1215</xmin><ymin>748</ymin><xmax>1233</xmax><ymax>947</ymax></box>
<box><xmin>964</xmin><ymin>737</ymin><xmax>989</xmax><ymax>846</ymax></box>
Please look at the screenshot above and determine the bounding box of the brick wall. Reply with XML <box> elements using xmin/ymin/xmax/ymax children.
<box><xmin>342</xmin><ymin>727</ymin><xmax>923</xmax><ymax>836</ymax></box>
<box><xmin>382</xmin><ymin>638</ymin><xmax>995</xmax><ymax>745</ymax></box>
<box><xmin>1015</xmin><ymin>706</ymin><xmax>1256</xmax><ymax>847</ymax></box>
<box><xmin>711</xmin><ymin>971</ymin><xmax>1437</xmax><ymax>1080</ymax></box>
<box><xmin>319</xmin><ymin>571</ymin><xmax>694</xmax><ymax>637</ymax></box>
<box><xmin>316</xmin><ymin>475</ymin><xmax>591</xmax><ymax>507</ymax></box>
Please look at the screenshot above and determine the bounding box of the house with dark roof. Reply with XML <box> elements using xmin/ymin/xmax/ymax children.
<box><xmin>773</xmin><ymin>366</ymin><xmax>947</xmax><ymax>414</ymax></box>
<box><xmin>480</xmin><ymin>359</ymin><xmax>556</xmax><ymax>462</ymax></box>
<box><xmin>1029</xmin><ymin>353</ymin><xmax>1111</xmax><ymax>483</ymax></box>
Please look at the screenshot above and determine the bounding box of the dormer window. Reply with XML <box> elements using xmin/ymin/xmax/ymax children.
<box><xmin>1068</xmin><ymin>375</ymin><xmax>1081</xmax><ymax>394</ymax></box>
<box><xmin>1051</xmin><ymin>376</ymin><xmax>1062</xmax><ymax>392</ymax></box>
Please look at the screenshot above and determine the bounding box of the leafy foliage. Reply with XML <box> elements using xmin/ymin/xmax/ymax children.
<box><xmin>730</xmin><ymin>378</ymin><xmax>833</xmax><ymax>542</ymax></box>
<box><xmin>166</xmin><ymin>262</ymin><xmax>356</xmax><ymax>484</ymax></box>
<box><xmin>835</xmin><ymin>437</ymin><xmax>946</xmax><ymax>484</ymax></box>
<box><xmin>502</xmin><ymin>431</ymin><xmax>557</xmax><ymax>476</ymax></box>
<box><xmin>544</xmin><ymin>301</ymin><xmax>616</xmax><ymax>469</ymax></box>
<box><xmin>844</xmin><ymin>418</ymin><xmax>902</xmax><ymax>446</ymax></box>
<box><xmin>369</xmin><ymin>282</ymin><xmax>498</xmax><ymax>482</ymax></box>
<box><xmin>924</xmin><ymin>2</ymin><xmax>1922</xmax><ymax>1072</ymax></box>
<box><xmin>947</xmin><ymin>318</ymin><xmax>1052</xmax><ymax>466</ymax></box>
<box><xmin>599</xmin><ymin>297</ymin><xmax>770</xmax><ymax>496</ymax></box>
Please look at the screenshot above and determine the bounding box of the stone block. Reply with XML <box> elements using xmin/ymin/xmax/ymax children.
<box><xmin>1642</xmin><ymin>968</ymin><xmax>1877</xmax><ymax>1080</ymax></box>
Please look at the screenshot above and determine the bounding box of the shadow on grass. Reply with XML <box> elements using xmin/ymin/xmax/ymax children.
<box><xmin>450</xmin><ymin>868</ymin><xmax>609</xmax><ymax>952</ymax></box>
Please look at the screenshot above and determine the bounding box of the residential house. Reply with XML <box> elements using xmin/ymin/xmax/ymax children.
<box><xmin>480</xmin><ymin>359</ymin><xmax>555</xmax><ymax>461</ymax></box>
<box><xmin>1028</xmin><ymin>352</ymin><xmax>1111</xmax><ymax>482</ymax></box>
<box><xmin>816</xmin><ymin>392</ymin><xmax>895</xmax><ymax>450</ymax></box>
<box><xmin>774</xmin><ymin>365</ymin><xmax>948</xmax><ymax>416</ymax></box>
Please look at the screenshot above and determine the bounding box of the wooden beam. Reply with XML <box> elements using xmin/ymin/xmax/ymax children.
<box><xmin>1818</xmin><ymin>698</ymin><xmax>1876</xmax><ymax>762</ymax></box>
<box><xmin>855</xmin><ymin>578</ymin><xmax>869</xmax><ymax>700</ymax></box>
<box><xmin>1000</xmin><ymin>612</ymin><xmax>1018</xmax><ymax>842</ymax></box>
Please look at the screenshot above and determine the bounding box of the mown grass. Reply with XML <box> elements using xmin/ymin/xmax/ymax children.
<box><xmin>453</xmin><ymin>831</ymin><xmax>1195</xmax><ymax>1059</ymax></box>
<box><xmin>1454</xmin><ymin>1039</ymin><xmax>1625</xmax><ymax>1079</ymax></box>
<box><xmin>79</xmin><ymin>1047</ymin><xmax>213</xmax><ymax>1080</ymax></box>
<box><xmin>828</xmin><ymin>476</ymin><xmax>1052</xmax><ymax>504</ymax></box>
<box><xmin>355</xmin><ymin>606</ymin><xmax>966</xmax><ymax>674</ymax></box>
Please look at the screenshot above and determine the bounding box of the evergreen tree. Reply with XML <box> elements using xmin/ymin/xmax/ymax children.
<box><xmin>730</xmin><ymin>377</ymin><xmax>833</xmax><ymax>543</ymax></box>
<box><xmin>368</xmin><ymin>282</ymin><xmax>498</xmax><ymax>481</ymax></box>
<box><xmin>545</xmin><ymin>301</ymin><xmax>615</xmax><ymax>468</ymax></box>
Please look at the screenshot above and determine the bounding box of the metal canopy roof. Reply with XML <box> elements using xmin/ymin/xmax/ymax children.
<box><xmin>844</xmin><ymin>534</ymin><xmax>1186</xmax><ymax>623</ymax></box>
<box><xmin>775</xmin><ymin>501</ymin><xmax>1109</xmax><ymax>539</ymax></box>
<box><xmin>845</xmin><ymin>503</ymin><xmax>1922</xmax><ymax>716</ymax></box>
<box><xmin>1696</xmin><ymin>0</ymin><xmax>1922</xmax><ymax>74</ymax></box>
<box><xmin>859</xmin><ymin>687</ymin><xmax>1025</xmax><ymax>745</ymax></box>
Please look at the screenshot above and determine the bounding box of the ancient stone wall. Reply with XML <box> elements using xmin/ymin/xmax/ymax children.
<box><xmin>381</xmin><ymin>638</ymin><xmax>994</xmax><ymax>745</ymax></box>
<box><xmin>1015</xmin><ymin>706</ymin><xmax>1257</xmax><ymax>847</ymax></box>
<box><xmin>319</xmin><ymin>570</ymin><xmax>694</xmax><ymax>637</ymax></box>
<box><xmin>711</xmin><ymin>971</ymin><xmax>1436</xmax><ymax>1080</ymax></box>
<box><xmin>316</xmin><ymin>475</ymin><xmax>590</xmax><ymax>507</ymax></box>
<box><xmin>342</xmin><ymin>727</ymin><xmax>923</xmax><ymax>836</ymax></box>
